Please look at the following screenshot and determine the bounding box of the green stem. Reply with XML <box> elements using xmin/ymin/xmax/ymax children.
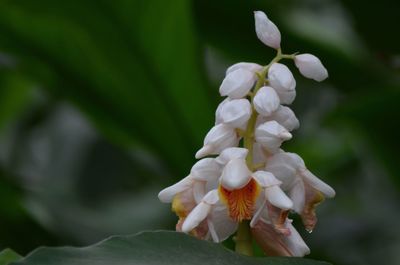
<box><xmin>234</xmin><ymin>48</ymin><xmax>296</xmax><ymax>255</ymax></box>
<box><xmin>235</xmin><ymin>221</ymin><xmax>253</xmax><ymax>256</ymax></box>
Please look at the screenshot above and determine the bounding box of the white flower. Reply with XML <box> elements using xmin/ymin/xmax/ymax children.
<box><xmin>265</xmin><ymin>151</ymin><xmax>335</xmax><ymax>231</ymax></box>
<box><xmin>254</xmin><ymin>11</ymin><xmax>281</xmax><ymax>49</ymax></box>
<box><xmin>268</xmin><ymin>63</ymin><xmax>296</xmax><ymax>104</ymax></box>
<box><xmin>220</xmin><ymin>158</ymin><xmax>252</xmax><ymax>190</ymax></box>
<box><xmin>215</xmin><ymin>147</ymin><xmax>249</xmax><ymax>166</ymax></box>
<box><xmin>294</xmin><ymin>54</ymin><xmax>328</xmax><ymax>82</ymax></box>
<box><xmin>195</xmin><ymin>124</ymin><xmax>239</xmax><ymax>159</ymax></box>
<box><xmin>219</xmin><ymin>68</ymin><xmax>255</xmax><ymax>99</ymax></box>
<box><xmin>255</xmin><ymin>121</ymin><xmax>292</xmax><ymax>154</ymax></box>
<box><xmin>226</xmin><ymin>62</ymin><xmax>263</xmax><ymax>77</ymax></box>
<box><xmin>181</xmin><ymin>189</ymin><xmax>238</xmax><ymax>242</ymax></box>
<box><xmin>254</xmin><ymin>86</ymin><xmax>280</xmax><ymax>116</ymax></box>
<box><xmin>215</xmin><ymin>98</ymin><xmax>230</xmax><ymax>125</ymax></box>
<box><xmin>216</xmin><ymin>99</ymin><xmax>251</xmax><ymax>129</ymax></box>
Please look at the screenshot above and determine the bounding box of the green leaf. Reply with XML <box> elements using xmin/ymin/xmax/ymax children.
<box><xmin>0</xmin><ymin>249</ymin><xmax>21</xmax><ymax>265</ymax></box>
<box><xmin>11</xmin><ymin>231</ymin><xmax>330</xmax><ymax>265</ymax></box>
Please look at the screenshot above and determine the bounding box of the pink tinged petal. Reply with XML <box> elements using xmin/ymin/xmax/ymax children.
<box><xmin>254</xmin><ymin>11</ymin><xmax>281</xmax><ymax>49</ymax></box>
<box><xmin>254</xmin><ymin>86</ymin><xmax>280</xmax><ymax>116</ymax></box>
<box><xmin>226</xmin><ymin>62</ymin><xmax>263</xmax><ymax>77</ymax></box>
<box><xmin>285</xmin><ymin>221</ymin><xmax>311</xmax><ymax>256</ymax></box>
<box><xmin>268</xmin><ymin>63</ymin><xmax>296</xmax><ymax>104</ymax></box>
<box><xmin>255</xmin><ymin>121</ymin><xmax>292</xmax><ymax>154</ymax></box>
<box><xmin>251</xmin><ymin>220</ymin><xmax>310</xmax><ymax>257</ymax></box>
<box><xmin>181</xmin><ymin>202</ymin><xmax>212</xmax><ymax>233</ymax></box>
<box><xmin>218</xmin><ymin>99</ymin><xmax>252</xmax><ymax>129</ymax></box>
<box><xmin>250</xmin><ymin>198</ymin><xmax>266</xmax><ymax>228</ymax></box>
<box><xmin>265</xmin><ymin>186</ymin><xmax>293</xmax><ymax>210</ymax></box>
<box><xmin>195</xmin><ymin>124</ymin><xmax>238</xmax><ymax>159</ymax></box>
<box><xmin>172</xmin><ymin>188</ymin><xmax>197</xmax><ymax>218</ymax></box>
<box><xmin>269</xmin><ymin>105</ymin><xmax>300</xmax><ymax>131</ymax></box>
<box><xmin>190</xmin><ymin>158</ymin><xmax>221</xmax><ymax>182</ymax></box>
<box><xmin>294</xmin><ymin>53</ymin><xmax>328</xmax><ymax>82</ymax></box>
<box><xmin>300</xmin><ymin>169</ymin><xmax>335</xmax><ymax>198</ymax></box>
<box><xmin>215</xmin><ymin>147</ymin><xmax>249</xmax><ymax>166</ymax></box>
<box><xmin>219</xmin><ymin>68</ymin><xmax>255</xmax><ymax>99</ymax></box>
<box><xmin>158</xmin><ymin>175</ymin><xmax>193</xmax><ymax>203</ymax></box>
<box><xmin>208</xmin><ymin>206</ymin><xmax>238</xmax><ymax>242</ymax></box>
<box><xmin>220</xmin><ymin>158</ymin><xmax>252</xmax><ymax>190</ymax></box>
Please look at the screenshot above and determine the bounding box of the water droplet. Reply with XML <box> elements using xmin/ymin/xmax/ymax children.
<box><xmin>307</xmin><ymin>229</ymin><xmax>313</xmax><ymax>234</ymax></box>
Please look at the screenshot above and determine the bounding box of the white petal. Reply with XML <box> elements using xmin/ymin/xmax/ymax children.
<box><xmin>181</xmin><ymin>202</ymin><xmax>211</xmax><ymax>233</ymax></box>
<box><xmin>215</xmin><ymin>147</ymin><xmax>249</xmax><ymax>166</ymax></box>
<box><xmin>285</xmin><ymin>221</ymin><xmax>311</xmax><ymax>257</ymax></box>
<box><xmin>226</xmin><ymin>62</ymin><xmax>263</xmax><ymax>76</ymax></box>
<box><xmin>208</xmin><ymin>205</ymin><xmax>238</xmax><ymax>242</ymax></box>
<box><xmin>255</xmin><ymin>121</ymin><xmax>292</xmax><ymax>153</ymax></box>
<box><xmin>268</xmin><ymin>63</ymin><xmax>296</xmax><ymax>104</ymax></box>
<box><xmin>300</xmin><ymin>169</ymin><xmax>335</xmax><ymax>198</ymax></box>
<box><xmin>195</xmin><ymin>124</ymin><xmax>238</xmax><ymax>159</ymax></box>
<box><xmin>265</xmin><ymin>153</ymin><xmax>298</xmax><ymax>190</ymax></box>
<box><xmin>219</xmin><ymin>68</ymin><xmax>255</xmax><ymax>99</ymax></box>
<box><xmin>254</xmin><ymin>86</ymin><xmax>280</xmax><ymax>116</ymax></box>
<box><xmin>288</xmin><ymin>179</ymin><xmax>305</xmax><ymax>213</ymax></box>
<box><xmin>202</xmin><ymin>189</ymin><xmax>220</xmax><ymax>205</ymax></box>
<box><xmin>158</xmin><ymin>175</ymin><xmax>193</xmax><ymax>203</ymax></box>
<box><xmin>190</xmin><ymin>158</ymin><xmax>221</xmax><ymax>181</ymax></box>
<box><xmin>294</xmin><ymin>54</ymin><xmax>328</xmax><ymax>82</ymax></box>
<box><xmin>193</xmin><ymin>181</ymin><xmax>206</xmax><ymax>204</ymax></box>
<box><xmin>219</xmin><ymin>99</ymin><xmax>251</xmax><ymax>129</ymax></box>
<box><xmin>215</xmin><ymin>98</ymin><xmax>231</xmax><ymax>125</ymax></box>
<box><xmin>252</xmin><ymin>171</ymin><xmax>281</xmax><ymax>187</ymax></box>
<box><xmin>269</xmin><ymin>105</ymin><xmax>299</xmax><ymax>131</ymax></box>
<box><xmin>220</xmin><ymin>158</ymin><xmax>251</xmax><ymax>190</ymax></box>
<box><xmin>265</xmin><ymin>186</ymin><xmax>293</xmax><ymax>210</ymax></box>
<box><xmin>254</xmin><ymin>11</ymin><xmax>281</xmax><ymax>49</ymax></box>
<box><xmin>252</xmin><ymin>142</ymin><xmax>268</xmax><ymax>165</ymax></box>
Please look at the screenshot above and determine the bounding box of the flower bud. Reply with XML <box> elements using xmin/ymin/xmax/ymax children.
<box><xmin>255</xmin><ymin>121</ymin><xmax>292</xmax><ymax>153</ymax></box>
<box><xmin>219</xmin><ymin>68</ymin><xmax>255</xmax><ymax>99</ymax></box>
<box><xmin>215</xmin><ymin>98</ymin><xmax>230</xmax><ymax>125</ymax></box>
<box><xmin>268</xmin><ymin>63</ymin><xmax>296</xmax><ymax>104</ymax></box>
<box><xmin>254</xmin><ymin>86</ymin><xmax>280</xmax><ymax>116</ymax></box>
<box><xmin>254</xmin><ymin>11</ymin><xmax>281</xmax><ymax>49</ymax></box>
<box><xmin>294</xmin><ymin>54</ymin><xmax>328</xmax><ymax>82</ymax></box>
<box><xmin>218</xmin><ymin>99</ymin><xmax>251</xmax><ymax>129</ymax></box>
<box><xmin>215</xmin><ymin>147</ymin><xmax>249</xmax><ymax>166</ymax></box>
<box><xmin>195</xmin><ymin>124</ymin><xmax>238</xmax><ymax>159</ymax></box>
<box><xmin>269</xmin><ymin>105</ymin><xmax>299</xmax><ymax>131</ymax></box>
<box><xmin>220</xmin><ymin>158</ymin><xmax>251</xmax><ymax>190</ymax></box>
<box><xmin>226</xmin><ymin>62</ymin><xmax>263</xmax><ymax>77</ymax></box>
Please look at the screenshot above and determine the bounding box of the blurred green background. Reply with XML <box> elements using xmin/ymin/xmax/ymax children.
<box><xmin>0</xmin><ymin>0</ymin><xmax>399</xmax><ymax>264</ymax></box>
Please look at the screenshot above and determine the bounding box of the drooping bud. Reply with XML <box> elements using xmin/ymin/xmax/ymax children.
<box><xmin>255</xmin><ymin>121</ymin><xmax>292</xmax><ymax>153</ymax></box>
<box><xmin>215</xmin><ymin>98</ymin><xmax>230</xmax><ymax>125</ymax></box>
<box><xmin>219</xmin><ymin>68</ymin><xmax>255</xmax><ymax>99</ymax></box>
<box><xmin>254</xmin><ymin>11</ymin><xmax>281</xmax><ymax>49</ymax></box>
<box><xmin>195</xmin><ymin>124</ymin><xmax>238</xmax><ymax>159</ymax></box>
<box><xmin>215</xmin><ymin>147</ymin><xmax>249</xmax><ymax>166</ymax></box>
<box><xmin>254</xmin><ymin>86</ymin><xmax>280</xmax><ymax>116</ymax></box>
<box><xmin>268</xmin><ymin>63</ymin><xmax>296</xmax><ymax>104</ymax></box>
<box><xmin>294</xmin><ymin>54</ymin><xmax>328</xmax><ymax>82</ymax></box>
<box><xmin>217</xmin><ymin>99</ymin><xmax>252</xmax><ymax>129</ymax></box>
<box><xmin>220</xmin><ymin>158</ymin><xmax>252</xmax><ymax>190</ymax></box>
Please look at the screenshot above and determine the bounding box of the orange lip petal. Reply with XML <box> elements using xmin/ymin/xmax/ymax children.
<box><xmin>219</xmin><ymin>178</ymin><xmax>260</xmax><ymax>222</ymax></box>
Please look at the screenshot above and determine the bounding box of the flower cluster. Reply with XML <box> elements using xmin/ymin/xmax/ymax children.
<box><xmin>158</xmin><ymin>11</ymin><xmax>335</xmax><ymax>257</ymax></box>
